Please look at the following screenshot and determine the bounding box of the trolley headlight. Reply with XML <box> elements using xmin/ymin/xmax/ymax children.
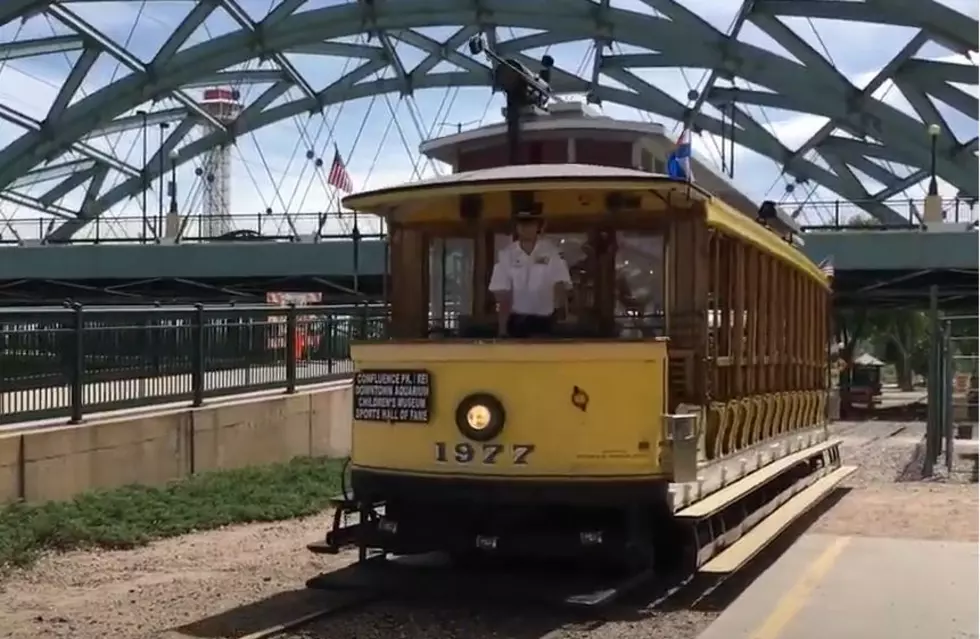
<box><xmin>465</xmin><ymin>404</ymin><xmax>493</xmax><ymax>431</ymax></box>
<box><xmin>455</xmin><ymin>393</ymin><xmax>506</xmax><ymax>442</ymax></box>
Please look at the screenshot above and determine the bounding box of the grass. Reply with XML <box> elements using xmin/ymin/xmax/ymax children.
<box><xmin>0</xmin><ymin>456</ymin><xmax>344</xmax><ymax>572</ymax></box>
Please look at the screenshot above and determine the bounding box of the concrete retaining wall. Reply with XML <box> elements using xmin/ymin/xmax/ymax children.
<box><xmin>0</xmin><ymin>383</ymin><xmax>352</xmax><ymax>503</ymax></box>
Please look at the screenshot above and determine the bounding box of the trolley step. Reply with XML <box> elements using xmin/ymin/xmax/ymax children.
<box><xmin>677</xmin><ymin>438</ymin><xmax>843</xmax><ymax>520</ymax></box>
<box><xmin>699</xmin><ymin>465</ymin><xmax>856</xmax><ymax>574</ymax></box>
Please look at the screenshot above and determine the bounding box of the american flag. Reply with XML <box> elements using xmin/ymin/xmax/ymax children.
<box><xmin>327</xmin><ymin>147</ymin><xmax>354</xmax><ymax>193</ymax></box>
<box><xmin>818</xmin><ymin>256</ymin><xmax>835</xmax><ymax>279</ymax></box>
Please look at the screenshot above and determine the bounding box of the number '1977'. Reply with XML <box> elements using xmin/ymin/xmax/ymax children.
<box><xmin>435</xmin><ymin>442</ymin><xmax>535</xmax><ymax>465</ymax></box>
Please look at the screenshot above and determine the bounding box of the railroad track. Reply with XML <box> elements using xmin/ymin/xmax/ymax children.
<box><xmin>230</xmin><ymin>456</ymin><xmax>855</xmax><ymax>637</ymax></box>
<box><xmin>233</xmin><ymin>591</ymin><xmax>384</xmax><ymax>639</ymax></box>
<box><xmin>231</xmin><ymin>541</ymin><xmax>808</xmax><ymax>639</ymax></box>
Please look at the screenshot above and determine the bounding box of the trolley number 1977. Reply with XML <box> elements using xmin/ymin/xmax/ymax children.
<box><xmin>435</xmin><ymin>442</ymin><xmax>535</xmax><ymax>465</ymax></box>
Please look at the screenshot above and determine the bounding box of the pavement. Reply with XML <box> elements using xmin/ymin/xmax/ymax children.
<box><xmin>697</xmin><ymin>533</ymin><xmax>978</xmax><ymax>639</ymax></box>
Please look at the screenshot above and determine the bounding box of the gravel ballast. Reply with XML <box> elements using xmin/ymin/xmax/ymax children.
<box><xmin>0</xmin><ymin>419</ymin><xmax>974</xmax><ymax>639</ymax></box>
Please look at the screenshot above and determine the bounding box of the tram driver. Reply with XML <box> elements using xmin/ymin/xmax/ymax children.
<box><xmin>488</xmin><ymin>209</ymin><xmax>572</xmax><ymax>338</ymax></box>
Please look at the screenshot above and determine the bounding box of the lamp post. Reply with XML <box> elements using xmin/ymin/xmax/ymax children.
<box><xmin>137</xmin><ymin>110</ymin><xmax>148</xmax><ymax>242</ymax></box>
<box><xmin>166</xmin><ymin>149</ymin><xmax>179</xmax><ymax>240</ymax></box>
<box><xmin>927</xmin><ymin>123</ymin><xmax>940</xmax><ymax>195</ymax></box>
<box><xmin>924</xmin><ymin>124</ymin><xmax>942</xmax><ymax>223</ymax></box>
<box><xmin>157</xmin><ymin>122</ymin><xmax>170</xmax><ymax>239</ymax></box>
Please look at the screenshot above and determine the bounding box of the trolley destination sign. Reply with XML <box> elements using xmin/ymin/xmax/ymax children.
<box><xmin>353</xmin><ymin>369</ymin><xmax>432</xmax><ymax>423</ymax></box>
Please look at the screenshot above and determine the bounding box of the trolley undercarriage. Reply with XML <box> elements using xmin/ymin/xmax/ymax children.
<box><xmin>308</xmin><ymin>430</ymin><xmax>853</xmax><ymax>607</ymax></box>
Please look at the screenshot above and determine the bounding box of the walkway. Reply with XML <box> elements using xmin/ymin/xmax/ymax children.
<box><xmin>698</xmin><ymin>533</ymin><xmax>977</xmax><ymax>639</ymax></box>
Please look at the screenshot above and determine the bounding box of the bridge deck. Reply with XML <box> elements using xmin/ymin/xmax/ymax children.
<box><xmin>0</xmin><ymin>227</ymin><xmax>974</xmax><ymax>287</ymax></box>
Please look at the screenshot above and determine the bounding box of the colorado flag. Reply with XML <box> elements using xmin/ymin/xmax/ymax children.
<box><xmin>666</xmin><ymin>129</ymin><xmax>694</xmax><ymax>182</ymax></box>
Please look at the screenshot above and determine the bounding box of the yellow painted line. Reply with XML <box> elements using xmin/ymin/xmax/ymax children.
<box><xmin>749</xmin><ymin>536</ymin><xmax>851</xmax><ymax>639</ymax></box>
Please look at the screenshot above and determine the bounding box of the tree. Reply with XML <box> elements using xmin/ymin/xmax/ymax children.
<box><xmin>869</xmin><ymin>311</ymin><xmax>929</xmax><ymax>390</ymax></box>
<box><xmin>834</xmin><ymin>215</ymin><xmax>932</xmax><ymax>389</ymax></box>
<box><xmin>835</xmin><ymin>307</ymin><xmax>931</xmax><ymax>389</ymax></box>
<box><xmin>834</xmin><ymin>307</ymin><xmax>867</xmax><ymax>364</ymax></box>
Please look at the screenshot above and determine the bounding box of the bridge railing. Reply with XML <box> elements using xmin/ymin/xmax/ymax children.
<box><xmin>797</xmin><ymin>196</ymin><xmax>978</xmax><ymax>231</ymax></box>
<box><xmin>0</xmin><ymin>304</ymin><xmax>387</xmax><ymax>425</ymax></box>
<box><xmin>0</xmin><ymin>211</ymin><xmax>384</xmax><ymax>245</ymax></box>
<box><xmin>4</xmin><ymin>197</ymin><xmax>977</xmax><ymax>244</ymax></box>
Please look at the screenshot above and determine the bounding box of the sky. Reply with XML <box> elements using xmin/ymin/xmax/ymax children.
<box><xmin>0</xmin><ymin>0</ymin><xmax>977</xmax><ymax>242</ymax></box>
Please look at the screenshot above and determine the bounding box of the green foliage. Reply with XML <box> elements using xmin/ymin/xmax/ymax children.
<box><xmin>845</xmin><ymin>214</ymin><xmax>878</xmax><ymax>227</ymax></box>
<box><xmin>836</xmin><ymin>308</ymin><xmax>930</xmax><ymax>388</ymax></box>
<box><xmin>0</xmin><ymin>456</ymin><xmax>343</xmax><ymax>572</ymax></box>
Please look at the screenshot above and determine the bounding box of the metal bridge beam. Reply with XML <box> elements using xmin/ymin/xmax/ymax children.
<box><xmin>0</xmin><ymin>0</ymin><xmax>44</xmax><ymax>26</ymax></box>
<box><xmin>215</xmin><ymin>0</ymin><xmax>318</xmax><ymax>101</ymax></box>
<box><xmin>0</xmin><ymin>103</ymin><xmax>140</xmax><ymax>178</ymax></box>
<box><xmin>8</xmin><ymin>159</ymin><xmax>95</xmax><ymax>190</ymax></box>
<box><xmin>179</xmin><ymin>70</ymin><xmax>290</xmax><ymax>90</ymax></box>
<box><xmin>46</xmin><ymin>4</ymin><xmax>227</xmax><ymax>131</ymax></box>
<box><xmin>0</xmin><ymin>0</ymin><xmax>976</xmax><ymax>234</ymax></box>
<box><xmin>757</xmin><ymin>0</ymin><xmax>978</xmax><ymax>54</ymax></box>
<box><xmin>865</xmin><ymin>0</ymin><xmax>978</xmax><ymax>56</ymax></box>
<box><xmin>0</xmin><ymin>190</ymin><xmax>77</xmax><ymax>221</ymax></box>
<box><xmin>81</xmin><ymin>107</ymin><xmax>188</xmax><ymax>140</ymax></box>
<box><xmin>0</xmin><ymin>34</ymin><xmax>84</xmax><ymax>62</ymax></box>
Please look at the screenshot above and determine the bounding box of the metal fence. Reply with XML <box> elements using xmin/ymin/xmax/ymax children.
<box><xmin>798</xmin><ymin>195</ymin><xmax>977</xmax><ymax>230</ymax></box>
<box><xmin>0</xmin><ymin>211</ymin><xmax>385</xmax><ymax>245</ymax></box>
<box><xmin>0</xmin><ymin>304</ymin><xmax>387</xmax><ymax>425</ymax></box>
<box><xmin>924</xmin><ymin>310</ymin><xmax>978</xmax><ymax>476</ymax></box>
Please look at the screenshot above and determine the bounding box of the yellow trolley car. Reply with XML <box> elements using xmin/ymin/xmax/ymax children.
<box><xmin>309</xmin><ymin>40</ymin><xmax>854</xmax><ymax>601</ymax></box>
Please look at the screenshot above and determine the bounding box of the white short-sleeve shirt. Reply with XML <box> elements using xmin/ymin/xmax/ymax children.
<box><xmin>488</xmin><ymin>239</ymin><xmax>572</xmax><ymax>316</ymax></box>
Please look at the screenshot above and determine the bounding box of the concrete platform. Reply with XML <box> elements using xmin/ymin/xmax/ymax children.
<box><xmin>698</xmin><ymin>534</ymin><xmax>978</xmax><ymax>639</ymax></box>
<box><xmin>0</xmin><ymin>380</ymin><xmax>353</xmax><ymax>503</ymax></box>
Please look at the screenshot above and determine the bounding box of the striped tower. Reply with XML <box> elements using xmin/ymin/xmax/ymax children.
<box><xmin>196</xmin><ymin>88</ymin><xmax>243</xmax><ymax>238</ymax></box>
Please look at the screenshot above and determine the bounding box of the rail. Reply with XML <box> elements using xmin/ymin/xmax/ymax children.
<box><xmin>0</xmin><ymin>304</ymin><xmax>387</xmax><ymax>425</ymax></box>
<box><xmin>0</xmin><ymin>211</ymin><xmax>385</xmax><ymax>245</ymax></box>
<box><xmin>797</xmin><ymin>196</ymin><xmax>977</xmax><ymax>231</ymax></box>
<box><xmin>3</xmin><ymin>197</ymin><xmax>977</xmax><ymax>245</ymax></box>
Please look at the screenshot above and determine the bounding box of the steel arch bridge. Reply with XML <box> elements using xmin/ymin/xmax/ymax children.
<box><xmin>0</xmin><ymin>0</ymin><xmax>976</xmax><ymax>242</ymax></box>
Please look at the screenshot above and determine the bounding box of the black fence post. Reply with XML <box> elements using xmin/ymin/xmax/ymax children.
<box><xmin>285</xmin><ymin>303</ymin><xmax>297</xmax><ymax>394</ymax></box>
<box><xmin>325</xmin><ymin>316</ymin><xmax>335</xmax><ymax>374</ymax></box>
<box><xmin>924</xmin><ymin>285</ymin><xmax>939</xmax><ymax>476</ymax></box>
<box><xmin>69</xmin><ymin>303</ymin><xmax>85</xmax><ymax>424</ymax></box>
<box><xmin>358</xmin><ymin>305</ymin><xmax>368</xmax><ymax>340</ymax></box>
<box><xmin>943</xmin><ymin>320</ymin><xmax>954</xmax><ymax>473</ymax></box>
<box><xmin>152</xmin><ymin>300</ymin><xmax>162</xmax><ymax>376</ymax></box>
<box><xmin>192</xmin><ymin>304</ymin><xmax>205</xmax><ymax>407</ymax></box>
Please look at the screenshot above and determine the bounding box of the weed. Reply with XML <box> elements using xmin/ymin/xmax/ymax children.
<box><xmin>0</xmin><ymin>456</ymin><xmax>342</xmax><ymax>571</ymax></box>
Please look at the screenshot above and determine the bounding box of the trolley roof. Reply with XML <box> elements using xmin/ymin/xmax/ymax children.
<box><xmin>342</xmin><ymin>164</ymin><xmax>828</xmax><ymax>287</ymax></box>
<box><xmin>418</xmin><ymin>107</ymin><xmax>666</xmax><ymax>161</ymax></box>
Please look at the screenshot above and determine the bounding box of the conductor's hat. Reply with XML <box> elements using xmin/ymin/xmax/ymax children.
<box><xmin>512</xmin><ymin>202</ymin><xmax>543</xmax><ymax>222</ymax></box>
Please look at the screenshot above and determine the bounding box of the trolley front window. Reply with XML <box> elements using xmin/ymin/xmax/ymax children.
<box><xmin>614</xmin><ymin>232</ymin><xmax>666</xmax><ymax>337</ymax></box>
<box><xmin>388</xmin><ymin>221</ymin><xmax>669</xmax><ymax>341</ymax></box>
<box><xmin>428</xmin><ymin>236</ymin><xmax>475</xmax><ymax>334</ymax></box>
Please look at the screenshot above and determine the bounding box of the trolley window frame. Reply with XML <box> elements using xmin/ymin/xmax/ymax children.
<box><xmin>388</xmin><ymin>214</ymin><xmax>671</xmax><ymax>341</ymax></box>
